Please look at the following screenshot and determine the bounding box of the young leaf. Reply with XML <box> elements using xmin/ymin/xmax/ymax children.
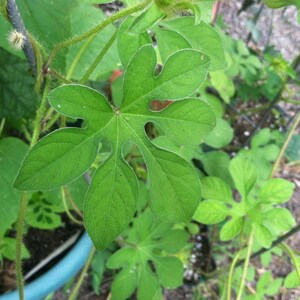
<box><xmin>15</xmin><ymin>45</ymin><xmax>215</xmax><ymax>249</ymax></box>
<box><xmin>284</xmin><ymin>270</ymin><xmax>300</xmax><ymax>288</ymax></box>
<box><xmin>137</xmin><ymin>267</ymin><xmax>162</xmax><ymax>300</ymax></box>
<box><xmin>107</xmin><ymin>209</ymin><xmax>187</xmax><ymax>299</ymax></box>
<box><xmin>220</xmin><ymin>217</ymin><xmax>243</xmax><ymax>241</ymax></box>
<box><xmin>253</xmin><ymin>222</ymin><xmax>273</xmax><ymax>249</ymax></box>
<box><xmin>111</xmin><ymin>266</ymin><xmax>138</xmax><ymax>300</ymax></box>
<box><xmin>201</xmin><ymin>176</ymin><xmax>233</xmax><ymax>203</ymax></box>
<box><xmin>154</xmin><ymin>256</ymin><xmax>184</xmax><ymax>288</ymax></box>
<box><xmin>229</xmin><ymin>156</ymin><xmax>257</xmax><ymax>200</ymax></box>
<box><xmin>204</xmin><ymin>118</ymin><xmax>233</xmax><ymax>148</ymax></box>
<box><xmin>193</xmin><ymin>200</ymin><xmax>228</xmax><ymax>224</ymax></box>
<box><xmin>259</xmin><ymin>178</ymin><xmax>295</xmax><ymax>204</ymax></box>
<box><xmin>210</xmin><ymin>71</ymin><xmax>235</xmax><ymax>103</ymax></box>
<box><xmin>263</xmin><ymin>208</ymin><xmax>296</xmax><ymax>233</ymax></box>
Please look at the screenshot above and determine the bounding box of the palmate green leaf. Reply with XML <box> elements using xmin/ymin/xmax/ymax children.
<box><xmin>14</xmin><ymin>45</ymin><xmax>215</xmax><ymax>249</ymax></box>
<box><xmin>107</xmin><ymin>209</ymin><xmax>187</xmax><ymax>299</ymax></box>
<box><xmin>0</xmin><ymin>138</ymin><xmax>28</xmax><ymax>236</ymax></box>
<box><xmin>155</xmin><ymin>16</ymin><xmax>226</xmax><ymax>71</ymax></box>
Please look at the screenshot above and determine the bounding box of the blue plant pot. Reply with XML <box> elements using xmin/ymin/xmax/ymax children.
<box><xmin>0</xmin><ymin>233</ymin><xmax>93</xmax><ymax>300</ymax></box>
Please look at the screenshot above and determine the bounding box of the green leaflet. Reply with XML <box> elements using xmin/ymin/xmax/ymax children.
<box><xmin>0</xmin><ymin>138</ymin><xmax>28</xmax><ymax>236</ymax></box>
<box><xmin>155</xmin><ymin>16</ymin><xmax>226</xmax><ymax>71</ymax></box>
<box><xmin>14</xmin><ymin>45</ymin><xmax>215</xmax><ymax>249</ymax></box>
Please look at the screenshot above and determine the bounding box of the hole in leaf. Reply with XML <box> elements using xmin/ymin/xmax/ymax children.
<box><xmin>149</xmin><ymin>100</ymin><xmax>173</xmax><ymax>112</ymax></box>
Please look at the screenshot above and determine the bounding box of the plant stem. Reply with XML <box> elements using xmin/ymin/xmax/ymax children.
<box><xmin>42</xmin><ymin>112</ymin><xmax>61</xmax><ymax>132</ymax></box>
<box><xmin>80</xmin><ymin>30</ymin><xmax>118</xmax><ymax>84</ymax></box>
<box><xmin>45</xmin><ymin>0</ymin><xmax>151</xmax><ymax>69</ymax></box>
<box><xmin>227</xmin><ymin>250</ymin><xmax>242</xmax><ymax>300</ymax></box>
<box><xmin>68</xmin><ymin>247</ymin><xmax>96</xmax><ymax>300</ymax></box>
<box><xmin>16</xmin><ymin>192</ymin><xmax>27</xmax><ymax>300</ymax></box>
<box><xmin>269</xmin><ymin>110</ymin><xmax>300</xmax><ymax>178</ymax></box>
<box><xmin>31</xmin><ymin>77</ymin><xmax>51</xmax><ymax>145</ymax></box>
<box><xmin>61</xmin><ymin>187</ymin><xmax>83</xmax><ymax>225</ymax></box>
<box><xmin>63</xmin><ymin>187</ymin><xmax>83</xmax><ymax>218</ymax></box>
<box><xmin>66</xmin><ymin>35</ymin><xmax>95</xmax><ymax>80</ymax></box>
<box><xmin>281</xmin><ymin>243</ymin><xmax>300</xmax><ymax>284</ymax></box>
<box><xmin>236</xmin><ymin>231</ymin><xmax>254</xmax><ymax>300</ymax></box>
<box><xmin>0</xmin><ymin>118</ymin><xmax>6</xmax><ymax>138</ymax></box>
<box><xmin>49</xmin><ymin>69</ymin><xmax>72</xmax><ymax>84</ymax></box>
<box><xmin>6</xmin><ymin>0</ymin><xmax>36</xmax><ymax>73</ymax></box>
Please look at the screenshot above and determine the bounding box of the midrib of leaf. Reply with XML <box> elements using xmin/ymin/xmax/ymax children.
<box><xmin>122</xmin><ymin>108</ymin><xmax>213</xmax><ymax>127</ymax></box>
<box><xmin>100</xmin><ymin>116</ymin><xmax>121</xmax><ymax>242</ymax></box>
<box><xmin>119</xmin><ymin>115</ymin><xmax>189</xmax><ymax>221</ymax></box>
<box><xmin>122</xmin><ymin>49</ymin><xmax>206</xmax><ymax>112</ymax></box>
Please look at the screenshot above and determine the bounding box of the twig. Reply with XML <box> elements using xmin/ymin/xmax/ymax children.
<box><xmin>68</xmin><ymin>247</ymin><xmax>96</xmax><ymax>300</ymax></box>
<box><xmin>16</xmin><ymin>192</ymin><xmax>27</xmax><ymax>300</ymax></box>
<box><xmin>269</xmin><ymin>110</ymin><xmax>300</xmax><ymax>178</ymax></box>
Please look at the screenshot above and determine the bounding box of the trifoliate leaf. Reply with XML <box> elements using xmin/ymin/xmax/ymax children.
<box><xmin>14</xmin><ymin>45</ymin><xmax>215</xmax><ymax>249</ymax></box>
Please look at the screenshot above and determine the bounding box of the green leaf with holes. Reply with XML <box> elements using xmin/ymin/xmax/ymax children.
<box><xmin>154</xmin><ymin>16</ymin><xmax>226</xmax><ymax>71</ymax></box>
<box><xmin>14</xmin><ymin>45</ymin><xmax>215</xmax><ymax>249</ymax></box>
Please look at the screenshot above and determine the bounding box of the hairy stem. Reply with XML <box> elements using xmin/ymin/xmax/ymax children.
<box><xmin>16</xmin><ymin>192</ymin><xmax>27</xmax><ymax>300</ymax></box>
<box><xmin>68</xmin><ymin>247</ymin><xmax>96</xmax><ymax>300</ymax></box>
<box><xmin>281</xmin><ymin>243</ymin><xmax>300</xmax><ymax>285</ymax></box>
<box><xmin>45</xmin><ymin>0</ymin><xmax>151</xmax><ymax>69</ymax></box>
<box><xmin>236</xmin><ymin>231</ymin><xmax>254</xmax><ymax>300</ymax></box>
<box><xmin>31</xmin><ymin>77</ymin><xmax>50</xmax><ymax>145</ymax></box>
<box><xmin>226</xmin><ymin>250</ymin><xmax>241</xmax><ymax>300</ymax></box>
<box><xmin>269</xmin><ymin>110</ymin><xmax>300</xmax><ymax>178</ymax></box>
<box><xmin>6</xmin><ymin>0</ymin><xmax>36</xmax><ymax>73</ymax></box>
<box><xmin>80</xmin><ymin>30</ymin><xmax>118</xmax><ymax>84</ymax></box>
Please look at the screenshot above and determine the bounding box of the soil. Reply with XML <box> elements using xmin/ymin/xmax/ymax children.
<box><xmin>0</xmin><ymin>214</ymin><xmax>82</xmax><ymax>294</ymax></box>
